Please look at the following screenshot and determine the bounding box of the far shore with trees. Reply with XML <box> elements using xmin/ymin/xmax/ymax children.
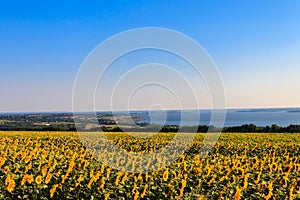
<box><xmin>0</xmin><ymin>112</ymin><xmax>300</xmax><ymax>133</ymax></box>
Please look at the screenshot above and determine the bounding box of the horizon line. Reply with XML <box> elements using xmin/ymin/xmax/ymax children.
<box><xmin>0</xmin><ymin>106</ymin><xmax>300</xmax><ymax>114</ymax></box>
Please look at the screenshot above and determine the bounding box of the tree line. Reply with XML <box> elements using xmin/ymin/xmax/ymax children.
<box><xmin>1</xmin><ymin>122</ymin><xmax>300</xmax><ymax>133</ymax></box>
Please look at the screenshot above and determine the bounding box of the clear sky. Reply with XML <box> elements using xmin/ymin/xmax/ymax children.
<box><xmin>0</xmin><ymin>0</ymin><xmax>300</xmax><ymax>112</ymax></box>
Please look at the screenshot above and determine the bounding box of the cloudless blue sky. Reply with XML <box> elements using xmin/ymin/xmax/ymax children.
<box><xmin>0</xmin><ymin>0</ymin><xmax>300</xmax><ymax>111</ymax></box>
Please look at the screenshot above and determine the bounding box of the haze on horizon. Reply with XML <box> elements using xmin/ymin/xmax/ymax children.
<box><xmin>0</xmin><ymin>1</ymin><xmax>300</xmax><ymax>112</ymax></box>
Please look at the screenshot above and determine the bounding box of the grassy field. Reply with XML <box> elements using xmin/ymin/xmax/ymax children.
<box><xmin>0</xmin><ymin>131</ymin><xmax>299</xmax><ymax>199</ymax></box>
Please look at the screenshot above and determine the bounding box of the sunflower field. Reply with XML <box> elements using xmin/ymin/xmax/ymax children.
<box><xmin>0</xmin><ymin>131</ymin><xmax>299</xmax><ymax>199</ymax></box>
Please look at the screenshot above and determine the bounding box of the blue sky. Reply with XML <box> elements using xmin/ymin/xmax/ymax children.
<box><xmin>0</xmin><ymin>0</ymin><xmax>300</xmax><ymax>111</ymax></box>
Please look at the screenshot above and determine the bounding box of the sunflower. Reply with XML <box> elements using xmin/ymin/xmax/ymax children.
<box><xmin>95</xmin><ymin>171</ymin><xmax>101</xmax><ymax>180</ymax></box>
<box><xmin>251</xmin><ymin>156</ymin><xmax>258</xmax><ymax>167</ymax></box>
<box><xmin>163</xmin><ymin>169</ymin><xmax>169</xmax><ymax>181</ymax></box>
<box><xmin>207</xmin><ymin>174</ymin><xmax>217</xmax><ymax>186</ymax></box>
<box><xmin>87</xmin><ymin>177</ymin><xmax>95</xmax><ymax>189</ymax></box>
<box><xmin>0</xmin><ymin>157</ymin><xmax>6</xmax><ymax>168</ymax></box>
<box><xmin>77</xmin><ymin>174</ymin><xmax>85</xmax><ymax>183</ymax></box>
<box><xmin>21</xmin><ymin>152</ymin><xmax>26</xmax><ymax>160</ymax></box>
<box><xmin>235</xmin><ymin>167</ymin><xmax>244</xmax><ymax>178</ymax></box>
<box><xmin>21</xmin><ymin>175</ymin><xmax>27</xmax><ymax>186</ymax></box>
<box><xmin>171</xmin><ymin>170</ymin><xmax>177</xmax><ymax>179</ymax></box>
<box><xmin>137</xmin><ymin>172</ymin><xmax>143</xmax><ymax>181</ymax></box>
<box><xmin>234</xmin><ymin>186</ymin><xmax>242</xmax><ymax>200</ymax></box>
<box><xmin>194</xmin><ymin>155</ymin><xmax>200</xmax><ymax>165</ymax></box>
<box><xmin>41</xmin><ymin>150</ymin><xmax>47</xmax><ymax>159</ymax></box>
<box><xmin>25</xmin><ymin>163</ymin><xmax>32</xmax><ymax>173</ymax></box>
<box><xmin>140</xmin><ymin>184</ymin><xmax>148</xmax><ymax>198</ymax></box>
<box><xmin>271</xmin><ymin>163</ymin><xmax>277</xmax><ymax>171</ymax></box>
<box><xmin>89</xmin><ymin>169</ymin><xmax>94</xmax><ymax>178</ymax></box>
<box><xmin>3</xmin><ymin>166</ymin><xmax>9</xmax><ymax>174</ymax></box>
<box><xmin>98</xmin><ymin>177</ymin><xmax>105</xmax><ymax>190</ymax></box>
<box><xmin>50</xmin><ymin>184</ymin><xmax>58</xmax><ymax>198</ymax></box>
<box><xmin>132</xmin><ymin>183</ymin><xmax>137</xmax><ymax>194</ymax></box>
<box><xmin>41</xmin><ymin>165</ymin><xmax>47</xmax><ymax>177</ymax></box>
<box><xmin>281</xmin><ymin>176</ymin><xmax>288</xmax><ymax>188</ymax></box>
<box><xmin>27</xmin><ymin>174</ymin><xmax>34</xmax><ymax>184</ymax></box>
<box><xmin>183</xmin><ymin>162</ymin><xmax>187</xmax><ymax>171</ymax></box>
<box><xmin>194</xmin><ymin>168</ymin><xmax>201</xmax><ymax>176</ymax></box>
<box><xmin>254</xmin><ymin>172</ymin><xmax>261</xmax><ymax>184</ymax></box>
<box><xmin>45</xmin><ymin>172</ymin><xmax>52</xmax><ymax>184</ymax></box>
<box><xmin>264</xmin><ymin>182</ymin><xmax>273</xmax><ymax>200</ymax></box>
<box><xmin>134</xmin><ymin>191</ymin><xmax>139</xmax><ymax>200</ymax></box>
<box><xmin>35</xmin><ymin>175</ymin><xmax>43</xmax><ymax>184</ymax></box>
<box><xmin>145</xmin><ymin>172</ymin><xmax>149</xmax><ymax>181</ymax></box>
<box><xmin>121</xmin><ymin>172</ymin><xmax>128</xmax><ymax>184</ymax></box>
<box><xmin>177</xmin><ymin>154</ymin><xmax>185</xmax><ymax>167</ymax></box>
<box><xmin>106</xmin><ymin>168</ymin><xmax>111</xmax><ymax>178</ymax></box>
<box><xmin>61</xmin><ymin>173</ymin><xmax>67</xmax><ymax>184</ymax></box>
<box><xmin>179</xmin><ymin>176</ymin><xmax>187</xmax><ymax>197</ymax></box>
<box><xmin>242</xmin><ymin>174</ymin><xmax>249</xmax><ymax>190</ymax></box>
<box><xmin>100</xmin><ymin>164</ymin><xmax>105</xmax><ymax>173</ymax></box>
<box><xmin>7</xmin><ymin>179</ymin><xmax>15</xmax><ymax>193</ymax></box>
<box><xmin>289</xmin><ymin>186</ymin><xmax>294</xmax><ymax>200</ymax></box>
<box><xmin>259</xmin><ymin>180</ymin><xmax>267</xmax><ymax>190</ymax></box>
<box><xmin>114</xmin><ymin>171</ymin><xmax>122</xmax><ymax>186</ymax></box>
<box><xmin>104</xmin><ymin>193</ymin><xmax>110</xmax><ymax>200</ymax></box>
<box><xmin>24</xmin><ymin>156</ymin><xmax>31</xmax><ymax>163</ymax></box>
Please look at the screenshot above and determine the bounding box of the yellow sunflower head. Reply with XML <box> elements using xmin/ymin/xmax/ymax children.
<box><xmin>35</xmin><ymin>175</ymin><xmax>43</xmax><ymax>184</ymax></box>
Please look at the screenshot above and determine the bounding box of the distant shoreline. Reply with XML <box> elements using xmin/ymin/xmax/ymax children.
<box><xmin>0</xmin><ymin>108</ymin><xmax>300</xmax><ymax>132</ymax></box>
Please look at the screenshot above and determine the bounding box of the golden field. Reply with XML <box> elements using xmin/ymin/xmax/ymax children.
<box><xmin>0</xmin><ymin>131</ymin><xmax>299</xmax><ymax>199</ymax></box>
